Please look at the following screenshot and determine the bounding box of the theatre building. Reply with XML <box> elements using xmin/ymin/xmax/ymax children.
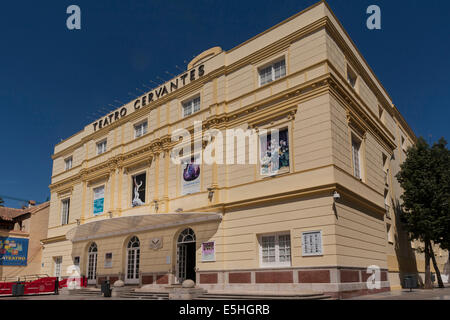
<box><xmin>41</xmin><ymin>1</ymin><xmax>448</xmax><ymax>298</ymax></box>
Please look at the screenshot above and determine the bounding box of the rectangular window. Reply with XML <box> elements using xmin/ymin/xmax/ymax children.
<box><xmin>302</xmin><ymin>231</ymin><xmax>323</xmax><ymax>256</ymax></box>
<box><xmin>401</xmin><ymin>136</ymin><xmax>407</xmax><ymax>152</ymax></box>
<box><xmin>54</xmin><ymin>256</ymin><xmax>62</xmax><ymax>279</ymax></box>
<box><xmin>347</xmin><ymin>66</ymin><xmax>357</xmax><ymax>88</ymax></box>
<box><xmin>352</xmin><ymin>137</ymin><xmax>362</xmax><ymax>179</ymax></box>
<box><xmin>260</xmin><ymin>233</ymin><xmax>291</xmax><ymax>267</ymax></box>
<box><xmin>93</xmin><ymin>185</ymin><xmax>105</xmax><ymax>215</ymax></box>
<box><xmin>387</xmin><ymin>224</ymin><xmax>394</xmax><ymax>244</ymax></box>
<box><xmin>74</xmin><ymin>256</ymin><xmax>80</xmax><ymax>266</ymax></box>
<box><xmin>182</xmin><ymin>96</ymin><xmax>201</xmax><ymax>117</ymax></box>
<box><xmin>97</xmin><ymin>140</ymin><xmax>107</xmax><ymax>155</ymax></box>
<box><xmin>61</xmin><ymin>198</ymin><xmax>70</xmax><ymax>225</ymax></box>
<box><xmin>65</xmin><ymin>157</ymin><xmax>73</xmax><ymax>171</ymax></box>
<box><xmin>384</xmin><ymin>189</ymin><xmax>391</xmax><ymax>219</ymax></box>
<box><xmin>134</xmin><ymin>121</ymin><xmax>148</xmax><ymax>138</ymax></box>
<box><xmin>259</xmin><ymin>128</ymin><xmax>290</xmax><ymax>176</ymax></box>
<box><xmin>132</xmin><ymin>173</ymin><xmax>146</xmax><ymax>207</ymax></box>
<box><xmin>259</xmin><ymin>59</ymin><xmax>286</xmax><ymax>86</ymax></box>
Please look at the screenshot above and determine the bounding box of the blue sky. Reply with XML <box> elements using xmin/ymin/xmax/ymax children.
<box><xmin>0</xmin><ymin>0</ymin><xmax>449</xmax><ymax>208</ymax></box>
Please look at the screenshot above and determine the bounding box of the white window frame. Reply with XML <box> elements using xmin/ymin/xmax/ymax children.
<box><xmin>96</xmin><ymin>139</ymin><xmax>107</xmax><ymax>155</ymax></box>
<box><xmin>61</xmin><ymin>198</ymin><xmax>70</xmax><ymax>225</ymax></box>
<box><xmin>134</xmin><ymin>120</ymin><xmax>148</xmax><ymax>138</ymax></box>
<box><xmin>64</xmin><ymin>156</ymin><xmax>73</xmax><ymax>171</ymax></box>
<box><xmin>302</xmin><ymin>230</ymin><xmax>323</xmax><ymax>256</ymax></box>
<box><xmin>259</xmin><ymin>232</ymin><xmax>291</xmax><ymax>268</ymax></box>
<box><xmin>54</xmin><ymin>256</ymin><xmax>62</xmax><ymax>279</ymax></box>
<box><xmin>259</xmin><ymin>58</ymin><xmax>286</xmax><ymax>86</ymax></box>
<box><xmin>182</xmin><ymin>96</ymin><xmax>201</xmax><ymax>118</ymax></box>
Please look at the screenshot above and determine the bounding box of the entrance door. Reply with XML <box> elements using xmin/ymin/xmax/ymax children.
<box><xmin>176</xmin><ymin>228</ymin><xmax>196</xmax><ymax>283</ymax></box>
<box><xmin>87</xmin><ymin>243</ymin><xmax>98</xmax><ymax>285</ymax></box>
<box><xmin>126</xmin><ymin>236</ymin><xmax>140</xmax><ymax>284</ymax></box>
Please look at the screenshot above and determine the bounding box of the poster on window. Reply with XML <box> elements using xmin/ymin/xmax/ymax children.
<box><xmin>260</xmin><ymin>128</ymin><xmax>289</xmax><ymax>176</ymax></box>
<box><xmin>93</xmin><ymin>186</ymin><xmax>105</xmax><ymax>215</ymax></box>
<box><xmin>181</xmin><ymin>154</ymin><xmax>201</xmax><ymax>196</ymax></box>
<box><xmin>0</xmin><ymin>237</ymin><xmax>29</xmax><ymax>266</ymax></box>
<box><xmin>104</xmin><ymin>253</ymin><xmax>112</xmax><ymax>268</ymax></box>
<box><xmin>132</xmin><ymin>173</ymin><xmax>146</xmax><ymax>207</ymax></box>
<box><xmin>201</xmin><ymin>241</ymin><xmax>215</xmax><ymax>262</ymax></box>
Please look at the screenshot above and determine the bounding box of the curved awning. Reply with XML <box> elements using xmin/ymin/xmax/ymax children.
<box><xmin>66</xmin><ymin>212</ymin><xmax>222</xmax><ymax>243</ymax></box>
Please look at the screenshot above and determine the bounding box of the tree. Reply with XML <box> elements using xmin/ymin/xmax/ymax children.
<box><xmin>0</xmin><ymin>197</ymin><xmax>4</xmax><ymax>207</ymax></box>
<box><xmin>396</xmin><ymin>137</ymin><xmax>450</xmax><ymax>289</ymax></box>
<box><xmin>431</xmin><ymin>138</ymin><xmax>450</xmax><ymax>279</ymax></box>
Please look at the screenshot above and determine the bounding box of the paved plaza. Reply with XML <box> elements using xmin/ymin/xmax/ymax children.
<box><xmin>1</xmin><ymin>286</ymin><xmax>450</xmax><ymax>300</ymax></box>
<box><xmin>347</xmin><ymin>286</ymin><xmax>450</xmax><ymax>300</ymax></box>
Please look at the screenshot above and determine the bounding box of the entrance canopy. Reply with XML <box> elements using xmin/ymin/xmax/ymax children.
<box><xmin>66</xmin><ymin>212</ymin><xmax>222</xmax><ymax>243</ymax></box>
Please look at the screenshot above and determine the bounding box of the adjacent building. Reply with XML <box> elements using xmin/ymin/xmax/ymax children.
<box><xmin>0</xmin><ymin>202</ymin><xmax>50</xmax><ymax>280</ymax></box>
<box><xmin>41</xmin><ymin>1</ymin><xmax>448</xmax><ymax>298</ymax></box>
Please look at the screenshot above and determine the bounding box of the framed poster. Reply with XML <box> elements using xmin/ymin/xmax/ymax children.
<box><xmin>104</xmin><ymin>253</ymin><xmax>112</xmax><ymax>268</ymax></box>
<box><xmin>201</xmin><ymin>241</ymin><xmax>215</xmax><ymax>262</ymax></box>
<box><xmin>181</xmin><ymin>154</ymin><xmax>201</xmax><ymax>196</ymax></box>
<box><xmin>259</xmin><ymin>128</ymin><xmax>290</xmax><ymax>176</ymax></box>
<box><xmin>93</xmin><ymin>185</ymin><xmax>105</xmax><ymax>215</ymax></box>
<box><xmin>0</xmin><ymin>237</ymin><xmax>29</xmax><ymax>266</ymax></box>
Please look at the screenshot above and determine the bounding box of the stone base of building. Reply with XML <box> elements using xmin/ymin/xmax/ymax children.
<box><xmin>95</xmin><ymin>266</ymin><xmax>390</xmax><ymax>299</ymax></box>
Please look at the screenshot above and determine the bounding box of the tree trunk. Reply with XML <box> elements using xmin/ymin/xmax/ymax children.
<box><xmin>424</xmin><ymin>240</ymin><xmax>433</xmax><ymax>289</ymax></box>
<box><xmin>429</xmin><ymin>244</ymin><xmax>445</xmax><ymax>288</ymax></box>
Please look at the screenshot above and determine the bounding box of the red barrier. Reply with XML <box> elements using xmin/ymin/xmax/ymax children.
<box><xmin>0</xmin><ymin>276</ymin><xmax>87</xmax><ymax>296</ymax></box>
<box><xmin>24</xmin><ymin>277</ymin><xmax>58</xmax><ymax>295</ymax></box>
<box><xmin>0</xmin><ymin>281</ymin><xmax>13</xmax><ymax>296</ymax></box>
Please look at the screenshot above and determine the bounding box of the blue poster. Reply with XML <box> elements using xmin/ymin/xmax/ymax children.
<box><xmin>93</xmin><ymin>198</ymin><xmax>104</xmax><ymax>215</ymax></box>
<box><xmin>0</xmin><ymin>237</ymin><xmax>29</xmax><ymax>266</ymax></box>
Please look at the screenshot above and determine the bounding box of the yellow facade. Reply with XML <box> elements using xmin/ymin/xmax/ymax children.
<box><xmin>41</xmin><ymin>1</ymin><xmax>448</xmax><ymax>298</ymax></box>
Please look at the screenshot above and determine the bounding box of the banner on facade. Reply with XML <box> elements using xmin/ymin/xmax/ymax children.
<box><xmin>93</xmin><ymin>186</ymin><xmax>105</xmax><ymax>215</ymax></box>
<box><xmin>0</xmin><ymin>237</ymin><xmax>29</xmax><ymax>266</ymax></box>
<box><xmin>201</xmin><ymin>241</ymin><xmax>215</xmax><ymax>262</ymax></box>
<box><xmin>181</xmin><ymin>154</ymin><xmax>201</xmax><ymax>196</ymax></box>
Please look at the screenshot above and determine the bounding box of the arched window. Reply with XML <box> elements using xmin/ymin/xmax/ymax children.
<box><xmin>177</xmin><ymin>228</ymin><xmax>196</xmax><ymax>244</ymax></box>
<box><xmin>87</xmin><ymin>242</ymin><xmax>98</xmax><ymax>283</ymax></box>
<box><xmin>126</xmin><ymin>236</ymin><xmax>140</xmax><ymax>283</ymax></box>
<box><xmin>88</xmin><ymin>242</ymin><xmax>98</xmax><ymax>253</ymax></box>
<box><xmin>127</xmin><ymin>236</ymin><xmax>140</xmax><ymax>248</ymax></box>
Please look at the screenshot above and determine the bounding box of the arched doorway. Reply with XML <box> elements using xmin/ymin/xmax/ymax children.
<box><xmin>126</xmin><ymin>236</ymin><xmax>140</xmax><ymax>284</ymax></box>
<box><xmin>87</xmin><ymin>242</ymin><xmax>98</xmax><ymax>285</ymax></box>
<box><xmin>176</xmin><ymin>228</ymin><xmax>196</xmax><ymax>283</ymax></box>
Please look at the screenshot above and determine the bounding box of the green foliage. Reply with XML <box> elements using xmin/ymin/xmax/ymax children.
<box><xmin>396</xmin><ymin>137</ymin><xmax>450</xmax><ymax>247</ymax></box>
<box><xmin>0</xmin><ymin>197</ymin><xmax>4</xmax><ymax>207</ymax></box>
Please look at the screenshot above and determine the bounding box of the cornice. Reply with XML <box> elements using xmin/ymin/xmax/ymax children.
<box><xmin>49</xmin><ymin>72</ymin><xmax>398</xmax><ymax>193</ymax></box>
<box><xmin>41</xmin><ymin>235</ymin><xmax>67</xmax><ymax>244</ymax></box>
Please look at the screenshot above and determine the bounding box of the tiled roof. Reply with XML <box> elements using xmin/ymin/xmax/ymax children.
<box><xmin>0</xmin><ymin>202</ymin><xmax>49</xmax><ymax>221</ymax></box>
<box><xmin>0</xmin><ymin>207</ymin><xmax>24</xmax><ymax>221</ymax></box>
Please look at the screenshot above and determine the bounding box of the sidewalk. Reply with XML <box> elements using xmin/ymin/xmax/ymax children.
<box><xmin>347</xmin><ymin>285</ymin><xmax>450</xmax><ymax>300</ymax></box>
